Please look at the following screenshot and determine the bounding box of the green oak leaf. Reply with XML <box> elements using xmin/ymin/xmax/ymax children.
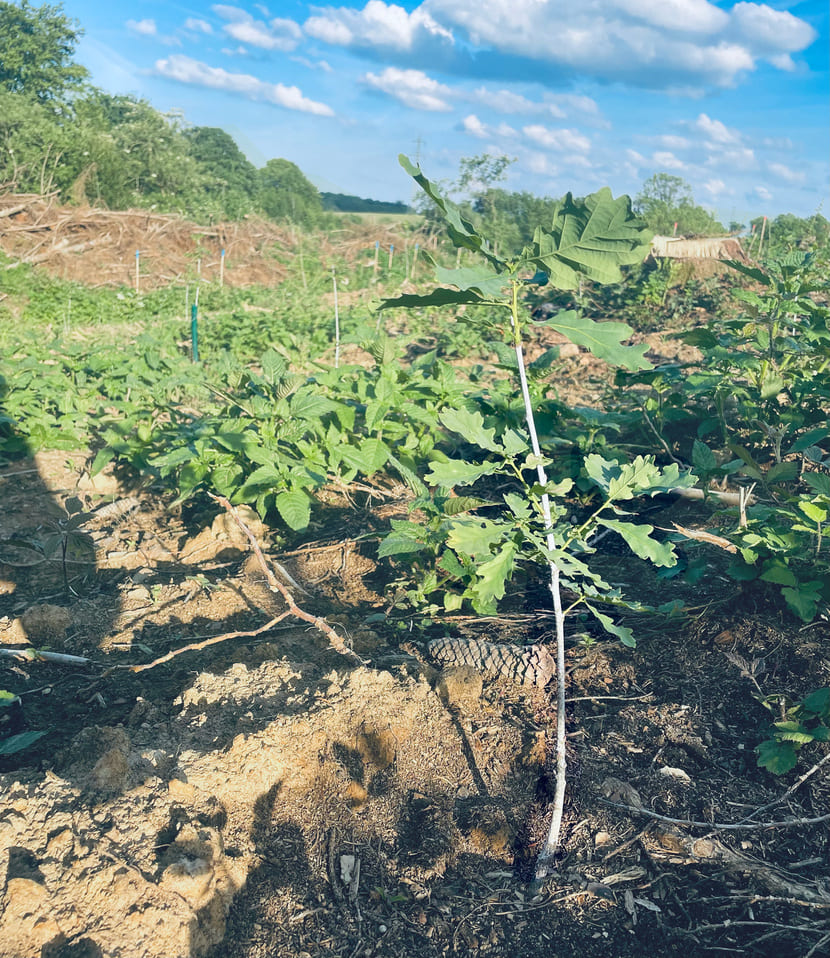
<box><xmin>537</xmin><ymin>310</ymin><xmax>650</xmax><ymax>371</ymax></box>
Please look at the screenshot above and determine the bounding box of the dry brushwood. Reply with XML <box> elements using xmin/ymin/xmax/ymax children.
<box><xmin>427</xmin><ymin>637</ymin><xmax>555</xmax><ymax>687</ymax></box>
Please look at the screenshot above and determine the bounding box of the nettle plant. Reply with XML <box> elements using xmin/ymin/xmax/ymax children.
<box><xmin>381</xmin><ymin>157</ymin><xmax>694</xmax><ymax>872</ymax></box>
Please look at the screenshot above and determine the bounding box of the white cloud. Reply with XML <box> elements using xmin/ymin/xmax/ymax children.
<box><xmin>753</xmin><ymin>185</ymin><xmax>773</xmax><ymax>202</ymax></box>
<box><xmin>768</xmin><ymin>162</ymin><xmax>805</xmax><ymax>184</ymax></box>
<box><xmin>658</xmin><ymin>134</ymin><xmax>691</xmax><ymax>150</ymax></box>
<box><xmin>184</xmin><ymin>18</ymin><xmax>213</xmax><ymax>34</ymax></box>
<box><xmin>293</xmin><ymin>56</ymin><xmax>334</xmax><ymax>72</ymax></box>
<box><xmin>127</xmin><ymin>18</ymin><xmax>157</xmax><ymax>36</ymax></box>
<box><xmin>363</xmin><ymin>67</ymin><xmax>453</xmax><ymax>110</ymax></box>
<box><xmin>729</xmin><ymin>2</ymin><xmax>816</xmax><ymax>55</ymax></box>
<box><xmin>652</xmin><ymin>150</ymin><xmax>686</xmax><ymax>169</ymax></box>
<box><xmin>470</xmin><ymin>88</ymin><xmax>603</xmax><ymax>123</ymax></box>
<box><xmin>305</xmin><ymin>1</ymin><xmax>453</xmax><ymax>50</ymax></box>
<box><xmin>702</xmin><ymin>178</ymin><xmax>727</xmax><ymax>197</ymax></box>
<box><xmin>463</xmin><ymin>114</ymin><xmax>489</xmax><ymax>137</ymax></box>
<box><xmin>525</xmin><ymin>152</ymin><xmax>557</xmax><ymax>176</ymax></box>
<box><xmin>213</xmin><ymin>5</ymin><xmax>302</xmax><ymax>51</ymax></box>
<box><xmin>154</xmin><ymin>55</ymin><xmax>335</xmax><ymax>116</ymax></box>
<box><xmin>707</xmin><ymin>147</ymin><xmax>756</xmax><ymax>167</ymax></box>
<box><xmin>694</xmin><ymin>112</ymin><xmax>741</xmax><ymax>145</ymax></box>
<box><xmin>311</xmin><ymin>0</ymin><xmax>820</xmax><ymax>91</ymax></box>
<box><xmin>474</xmin><ymin>88</ymin><xmax>544</xmax><ymax>115</ymax></box>
<box><xmin>461</xmin><ymin>114</ymin><xmax>518</xmax><ymax>139</ymax></box>
<box><xmin>522</xmin><ymin>124</ymin><xmax>591</xmax><ymax>153</ymax></box>
<box><xmin>614</xmin><ymin>0</ymin><xmax>728</xmax><ymax>34</ymax></box>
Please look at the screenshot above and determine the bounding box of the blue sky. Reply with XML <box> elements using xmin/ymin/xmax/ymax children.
<box><xmin>63</xmin><ymin>0</ymin><xmax>828</xmax><ymax>222</ymax></box>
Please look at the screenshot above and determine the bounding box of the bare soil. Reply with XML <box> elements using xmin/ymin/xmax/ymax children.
<box><xmin>1</xmin><ymin>449</ymin><xmax>829</xmax><ymax>958</ymax></box>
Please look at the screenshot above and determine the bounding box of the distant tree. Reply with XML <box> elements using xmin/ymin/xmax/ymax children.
<box><xmin>0</xmin><ymin>0</ymin><xmax>88</xmax><ymax>104</ymax></box>
<box><xmin>635</xmin><ymin>173</ymin><xmax>724</xmax><ymax>236</ymax></box>
<box><xmin>750</xmin><ymin>212</ymin><xmax>830</xmax><ymax>254</ymax></box>
<box><xmin>0</xmin><ymin>89</ymin><xmax>66</xmax><ymax>191</ymax></box>
<box><xmin>321</xmin><ymin>192</ymin><xmax>411</xmax><ymax>214</ymax></box>
<box><xmin>257</xmin><ymin>158</ymin><xmax>322</xmax><ymax>226</ymax></box>
<box><xmin>184</xmin><ymin>126</ymin><xmax>257</xmax><ymax>218</ymax></box>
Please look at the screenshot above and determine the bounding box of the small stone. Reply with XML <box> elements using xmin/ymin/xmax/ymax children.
<box><xmin>594</xmin><ymin>830</ymin><xmax>612</xmax><ymax>847</ymax></box>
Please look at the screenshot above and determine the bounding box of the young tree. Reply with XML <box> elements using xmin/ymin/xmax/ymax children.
<box><xmin>0</xmin><ymin>0</ymin><xmax>88</xmax><ymax>104</ymax></box>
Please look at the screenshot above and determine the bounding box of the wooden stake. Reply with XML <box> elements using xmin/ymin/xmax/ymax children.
<box><xmin>135</xmin><ymin>249</ymin><xmax>140</xmax><ymax>293</ymax></box>
<box><xmin>388</xmin><ymin>244</ymin><xmax>394</xmax><ymax>270</ymax></box>
<box><xmin>220</xmin><ymin>247</ymin><xmax>225</xmax><ymax>288</ymax></box>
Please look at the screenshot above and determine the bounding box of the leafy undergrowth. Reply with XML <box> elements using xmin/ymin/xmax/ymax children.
<box><xmin>1</xmin><ymin>197</ymin><xmax>829</xmax><ymax>956</ymax></box>
<box><xmin>0</xmin><ymin>450</ymin><xmax>828</xmax><ymax>958</ymax></box>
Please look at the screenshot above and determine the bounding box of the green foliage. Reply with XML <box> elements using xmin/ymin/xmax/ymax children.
<box><xmin>258</xmin><ymin>158</ymin><xmax>323</xmax><ymax>227</ymax></box>
<box><xmin>92</xmin><ymin>342</ymin><xmax>468</xmax><ymax>532</ymax></box>
<box><xmin>635</xmin><ymin>173</ymin><xmax>725</xmax><ymax>236</ymax></box>
<box><xmin>750</xmin><ymin>212</ymin><xmax>830</xmax><ymax>257</ymax></box>
<box><xmin>756</xmin><ymin>687</ymin><xmax>830</xmax><ymax>775</ymax></box>
<box><xmin>617</xmin><ymin>250</ymin><xmax>830</xmax><ymax>621</ymax></box>
<box><xmin>321</xmin><ymin>192</ymin><xmax>411</xmax><ymax>214</ymax></box>
<box><xmin>0</xmin><ymin>0</ymin><xmax>88</xmax><ymax>103</ymax></box>
<box><xmin>380</xmin><ymin>156</ymin><xmax>688</xmax><ymax>640</ymax></box>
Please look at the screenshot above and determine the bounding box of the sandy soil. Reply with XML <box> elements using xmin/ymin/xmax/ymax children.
<box><xmin>1</xmin><ymin>449</ymin><xmax>828</xmax><ymax>958</ymax></box>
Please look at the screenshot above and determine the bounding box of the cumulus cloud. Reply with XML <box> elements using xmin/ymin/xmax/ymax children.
<box><xmin>305</xmin><ymin>1</ymin><xmax>816</xmax><ymax>91</ymax></box>
<box><xmin>522</xmin><ymin>124</ymin><xmax>591</xmax><ymax>153</ymax></box>
<box><xmin>213</xmin><ymin>5</ymin><xmax>302</xmax><ymax>51</ymax></box>
<box><xmin>154</xmin><ymin>54</ymin><xmax>334</xmax><ymax>116</ymax></box>
<box><xmin>768</xmin><ymin>162</ymin><xmax>805</xmax><ymax>183</ymax></box>
<box><xmin>184</xmin><ymin>18</ymin><xmax>213</xmax><ymax>34</ymax></box>
<box><xmin>363</xmin><ymin>67</ymin><xmax>453</xmax><ymax>110</ymax></box>
<box><xmin>293</xmin><ymin>56</ymin><xmax>334</xmax><ymax>72</ymax></box>
<box><xmin>652</xmin><ymin>150</ymin><xmax>686</xmax><ymax>169</ymax></box>
<box><xmin>702</xmin><ymin>178</ymin><xmax>727</xmax><ymax>197</ymax></box>
<box><xmin>462</xmin><ymin>114</ymin><xmax>489</xmax><ymax>137</ymax></box>
<box><xmin>753</xmin><ymin>185</ymin><xmax>773</xmax><ymax>202</ymax></box>
<box><xmin>694</xmin><ymin>112</ymin><xmax>741</xmax><ymax>145</ymax></box>
<box><xmin>471</xmin><ymin>88</ymin><xmax>603</xmax><ymax>122</ymax></box>
<box><xmin>613</xmin><ymin>0</ymin><xmax>728</xmax><ymax>34</ymax></box>
<box><xmin>305</xmin><ymin>0</ymin><xmax>453</xmax><ymax>51</ymax></box>
<box><xmin>461</xmin><ymin>114</ymin><xmax>518</xmax><ymax>138</ymax></box>
<box><xmin>127</xmin><ymin>19</ymin><xmax>157</xmax><ymax>36</ymax></box>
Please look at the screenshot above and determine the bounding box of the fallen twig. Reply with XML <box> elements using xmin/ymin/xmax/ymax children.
<box><xmin>599</xmin><ymin>799</ymin><xmax>830</xmax><ymax>831</ymax></box>
<box><xmin>128</xmin><ymin>613</ymin><xmax>290</xmax><ymax>673</ymax></box>
<box><xmin>210</xmin><ymin>494</ymin><xmax>359</xmax><ymax>661</ymax></box>
<box><xmin>730</xmin><ymin>751</ymin><xmax>830</xmax><ymax>826</ymax></box>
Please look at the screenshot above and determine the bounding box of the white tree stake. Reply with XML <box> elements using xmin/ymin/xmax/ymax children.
<box><xmin>332</xmin><ymin>266</ymin><xmax>340</xmax><ymax>369</ymax></box>
<box><xmin>509</xmin><ymin>285</ymin><xmax>567</xmax><ymax>878</ymax></box>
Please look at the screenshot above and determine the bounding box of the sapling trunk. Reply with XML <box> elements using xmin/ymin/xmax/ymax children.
<box><xmin>509</xmin><ymin>283</ymin><xmax>567</xmax><ymax>877</ymax></box>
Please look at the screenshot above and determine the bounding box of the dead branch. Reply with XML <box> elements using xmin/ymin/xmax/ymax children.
<box><xmin>210</xmin><ymin>494</ymin><xmax>361</xmax><ymax>662</ymax></box>
<box><xmin>599</xmin><ymin>799</ymin><xmax>830</xmax><ymax>832</ymax></box>
<box><xmin>128</xmin><ymin>613</ymin><xmax>291</xmax><ymax>673</ymax></box>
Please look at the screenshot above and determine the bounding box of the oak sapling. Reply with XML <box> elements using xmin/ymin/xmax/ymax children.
<box><xmin>381</xmin><ymin>155</ymin><xmax>695</xmax><ymax>875</ymax></box>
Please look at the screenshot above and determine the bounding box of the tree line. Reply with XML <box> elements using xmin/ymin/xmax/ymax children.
<box><xmin>0</xmin><ymin>0</ymin><xmax>825</xmax><ymax>251</ymax></box>
<box><xmin>0</xmin><ymin>0</ymin><xmax>352</xmax><ymax>226</ymax></box>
